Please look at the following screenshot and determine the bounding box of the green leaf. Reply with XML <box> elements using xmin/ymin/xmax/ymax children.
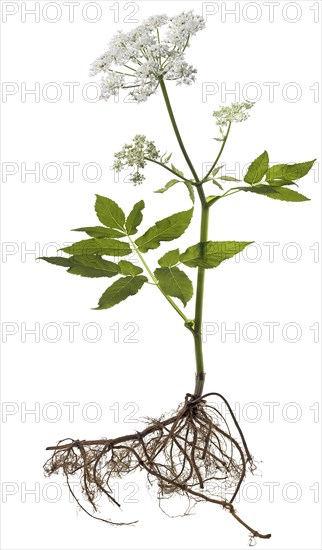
<box><xmin>206</xmin><ymin>195</ymin><xmax>220</xmax><ymax>205</ymax></box>
<box><xmin>266</xmin><ymin>187</ymin><xmax>310</xmax><ymax>201</ymax></box>
<box><xmin>95</xmin><ymin>275</ymin><xmax>147</xmax><ymax>310</ymax></box>
<box><xmin>154</xmin><ymin>267</ymin><xmax>193</xmax><ymax>307</ymax></box>
<box><xmin>265</xmin><ymin>159</ymin><xmax>316</xmax><ymax>182</ymax></box>
<box><xmin>244</xmin><ymin>151</ymin><xmax>269</xmax><ymax>185</ymax></box>
<box><xmin>155</xmin><ymin>178</ymin><xmax>195</xmax><ymax>203</ymax></box>
<box><xmin>69</xmin><ymin>255</ymin><xmax>120</xmax><ymax>277</ymax></box>
<box><xmin>214</xmin><ymin>137</ymin><xmax>224</xmax><ymax>142</ymax></box>
<box><xmin>237</xmin><ymin>185</ymin><xmax>310</xmax><ymax>202</ymax></box>
<box><xmin>39</xmin><ymin>256</ymin><xmax>73</xmax><ymax>267</ymax></box>
<box><xmin>171</xmin><ymin>164</ymin><xmax>184</xmax><ymax>178</ymax></box>
<box><xmin>95</xmin><ymin>195</ymin><xmax>125</xmax><ymax>231</ymax></box>
<box><xmin>125</xmin><ymin>200</ymin><xmax>145</xmax><ymax>235</ymax></box>
<box><xmin>154</xmin><ymin>179</ymin><xmax>180</xmax><ymax>194</ymax></box>
<box><xmin>211</xmin><ymin>165</ymin><xmax>224</xmax><ymax>177</ymax></box>
<box><xmin>135</xmin><ymin>208</ymin><xmax>193</xmax><ymax>253</ymax></box>
<box><xmin>164</xmin><ymin>152</ymin><xmax>172</xmax><ymax>163</ymax></box>
<box><xmin>40</xmin><ymin>254</ymin><xmax>120</xmax><ymax>278</ymax></box>
<box><xmin>61</xmin><ymin>238</ymin><xmax>131</xmax><ymax>257</ymax></box>
<box><xmin>158</xmin><ymin>249</ymin><xmax>180</xmax><ymax>268</ymax></box>
<box><xmin>118</xmin><ymin>260</ymin><xmax>143</xmax><ymax>276</ymax></box>
<box><xmin>180</xmin><ymin>241</ymin><xmax>253</xmax><ymax>268</ymax></box>
<box><xmin>219</xmin><ymin>175</ymin><xmax>241</xmax><ymax>182</ymax></box>
<box><xmin>184</xmin><ymin>181</ymin><xmax>195</xmax><ymax>203</ymax></box>
<box><xmin>67</xmin><ymin>266</ymin><xmax>116</xmax><ymax>278</ymax></box>
<box><xmin>72</xmin><ymin>226</ymin><xmax>126</xmax><ymax>238</ymax></box>
<box><xmin>212</xmin><ymin>180</ymin><xmax>224</xmax><ymax>191</ymax></box>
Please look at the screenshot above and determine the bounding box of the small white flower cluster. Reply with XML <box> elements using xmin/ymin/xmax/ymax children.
<box><xmin>90</xmin><ymin>11</ymin><xmax>205</xmax><ymax>103</ymax></box>
<box><xmin>213</xmin><ymin>101</ymin><xmax>255</xmax><ymax>126</ymax></box>
<box><xmin>113</xmin><ymin>134</ymin><xmax>160</xmax><ymax>185</ymax></box>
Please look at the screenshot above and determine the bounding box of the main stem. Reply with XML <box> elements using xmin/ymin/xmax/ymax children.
<box><xmin>193</xmin><ymin>190</ymin><xmax>209</xmax><ymax>397</ymax></box>
<box><xmin>159</xmin><ymin>77</ymin><xmax>208</xmax><ymax>397</ymax></box>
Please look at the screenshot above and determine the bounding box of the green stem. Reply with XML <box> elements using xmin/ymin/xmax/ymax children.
<box><xmin>128</xmin><ymin>236</ymin><xmax>189</xmax><ymax>324</ymax></box>
<box><xmin>159</xmin><ymin>78</ymin><xmax>200</xmax><ymax>183</ymax></box>
<box><xmin>203</xmin><ymin>121</ymin><xmax>232</xmax><ymax>182</ymax></box>
<box><xmin>143</xmin><ymin>157</ymin><xmax>192</xmax><ymax>184</ymax></box>
<box><xmin>193</xmin><ymin>196</ymin><xmax>209</xmax><ymax>397</ymax></box>
<box><xmin>159</xmin><ymin>79</ymin><xmax>210</xmax><ymax>396</ymax></box>
<box><xmin>207</xmin><ymin>188</ymin><xmax>242</xmax><ymax>207</ymax></box>
<box><xmin>221</xmin><ymin>188</ymin><xmax>242</xmax><ymax>199</ymax></box>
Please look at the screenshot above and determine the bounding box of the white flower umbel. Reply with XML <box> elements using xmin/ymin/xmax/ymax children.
<box><xmin>90</xmin><ymin>11</ymin><xmax>205</xmax><ymax>103</ymax></box>
<box><xmin>213</xmin><ymin>101</ymin><xmax>255</xmax><ymax>126</ymax></box>
<box><xmin>113</xmin><ymin>134</ymin><xmax>160</xmax><ymax>184</ymax></box>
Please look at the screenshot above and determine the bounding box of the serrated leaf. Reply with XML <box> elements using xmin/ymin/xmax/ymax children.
<box><xmin>61</xmin><ymin>238</ymin><xmax>131</xmax><ymax>257</ymax></box>
<box><xmin>212</xmin><ymin>180</ymin><xmax>224</xmax><ymax>190</ymax></box>
<box><xmin>158</xmin><ymin>249</ymin><xmax>180</xmax><ymax>268</ymax></box>
<box><xmin>211</xmin><ymin>165</ymin><xmax>224</xmax><ymax>177</ymax></box>
<box><xmin>69</xmin><ymin>255</ymin><xmax>120</xmax><ymax>277</ymax></box>
<box><xmin>171</xmin><ymin>164</ymin><xmax>184</xmax><ymax>178</ymax></box>
<box><xmin>180</xmin><ymin>241</ymin><xmax>253</xmax><ymax>268</ymax></box>
<box><xmin>237</xmin><ymin>185</ymin><xmax>310</xmax><ymax>202</ymax></box>
<box><xmin>155</xmin><ymin>267</ymin><xmax>193</xmax><ymax>307</ymax></box>
<box><xmin>219</xmin><ymin>175</ymin><xmax>241</xmax><ymax>182</ymax></box>
<box><xmin>67</xmin><ymin>266</ymin><xmax>117</xmax><ymax>278</ymax></box>
<box><xmin>118</xmin><ymin>260</ymin><xmax>143</xmax><ymax>276</ymax></box>
<box><xmin>271</xmin><ymin>187</ymin><xmax>310</xmax><ymax>201</ymax></box>
<box><xmin>125</xmin><ymin>200</ymin><xmax>145</xmax><ymax>235</ymax></box>
<box><xmin>95</xmin><ymin>275</ymin><xmax>147</xmax><ymax>310</ymax></box>
<box><xmin>154</xmin><ymin>179</ymin><xmax>180</xmax><ymax>194</ymax></box>
<box><xmin>95</xmin><ymin>195</ymin><xmax>125</xmax><ymax>231</ymax></box>
<box><xmin>135</xmin><ymin>208</ymin><xmax>193</xmax><ymax>253</ymax></box>
<box><xmin>265</xmin><ymin>159</ymin><xmax>316</xmax><ymax>182</ymax></box>
<box><xmin>39</xmin><ymin>256</ymin><xmax>73</xmax><ymax>267</ymax></box>
<box><xmin>184</xmin><ymin>181</ymin><xmax>195</xmax><ymax>203</ymax></box>
<box><xmin>244</xmin><ymin>151</ymin><xmax>269</xmax><ymax>185</ymax></box>
<box><xmin>39</xmin><ymin>254</ymin><xmax>120</xmax><ymax>278</ymax></box>
<box><xmin>72</xmin><ymin>226</ymin><xmax>126</xmax><ymax>238</ymax></box>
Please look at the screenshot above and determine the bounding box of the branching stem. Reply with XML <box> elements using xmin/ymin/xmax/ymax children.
<box><xmin>203</xmin><ymin>121</ymin><xmax>232</xmax><ymax>182</ymax></box>
<box><xmin>128</xmin><ymin>236</ymin><xmax>189</xmax><ymax>324</ymax></box>
<box><xmin>143</xmin><ymin>156</ymin><xmax>192</xmax><ymax>183</ymax></box>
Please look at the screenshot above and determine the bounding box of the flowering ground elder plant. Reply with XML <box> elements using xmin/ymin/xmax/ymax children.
<box><xmin>42</xmin><ymin>11</ymin><xmax>316</xmax><ymax>544</ymax></box>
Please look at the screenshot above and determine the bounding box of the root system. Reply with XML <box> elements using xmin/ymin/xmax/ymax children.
<box><xmin>44</xmin><ymin>392</ymin><xmax>271</xmax><ymax>543</ymax></box>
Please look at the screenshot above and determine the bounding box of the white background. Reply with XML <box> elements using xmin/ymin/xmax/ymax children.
<box><xmin>1</xmin><ymin>1</ymin><xmax>321</xmax><ymax>549</ymax></box>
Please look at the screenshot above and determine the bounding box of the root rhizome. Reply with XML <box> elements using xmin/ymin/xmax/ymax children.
<box><xmin>45</xmin><ymin>390</ymin><xmax>271</xmax><ymax>543</ymax></box>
